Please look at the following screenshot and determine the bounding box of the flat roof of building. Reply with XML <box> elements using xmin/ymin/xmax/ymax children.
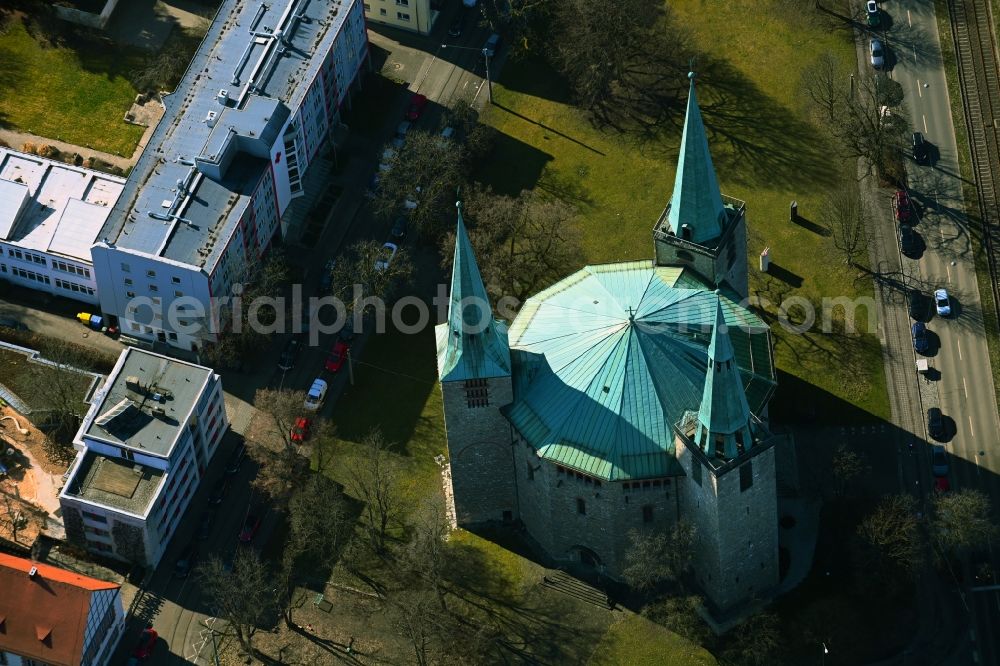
<box><xmin>0</xmin><ymin>148</ymin><xmax>125</xmax><ymax>263</ymax></box>
<box><xmin>100</xmin><ymin>0</ymin><xmax>358</xmax><ymax>271</ymax></box>
<box><xmin>84</xmin><ymin>347</ymin><xmax>213</xmax><ymax>457</ymax></box>
<box><xmin>62</xmin><ymin>449</ymin><xmax>165</xmax><ymax>516</ymax></box>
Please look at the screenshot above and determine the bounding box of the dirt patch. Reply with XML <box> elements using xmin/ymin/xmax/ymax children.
<box><xmin>1</xmin><ymin>405</ymin><xmax>68</xmax><ymax>476</ymax></box>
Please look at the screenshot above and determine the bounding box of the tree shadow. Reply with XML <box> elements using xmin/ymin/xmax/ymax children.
<box><xmin>474</xmin><ymin>129</ymin><xmax>553</xmax><ymax>197</ymax></box>
<box><xmin>883</xmin><ymin>19</ymin><xmax>942</xmax><ymax>69</ymax></box>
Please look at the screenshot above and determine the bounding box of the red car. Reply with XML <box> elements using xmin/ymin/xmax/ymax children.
<box><xmin>239</xmin><ymin>514</ymin><xmax>261</xmax><ymax>543</ymax></box>
<box><xmin>131</xmin><ymin>626</ymin><xmax>157</xmax><ymax>660</ymax></box>
<box><xmin>933</xmin><ymin>476</ymin><xmax>950</xmax><ymax>493</ymax></box>
<box><xmin>405</xmin><ymin>93</ymin><xmax>428</xmax><ymax>121</ymax></box>
<box><xmin>892</xmin><ymin>190</ymin><xmax>912</xmax><ymax>223</ymax></box>
<box><xmin>325</xmin><ymin>341</ymin><xmax>350</xmax><ymax>373</ymax></box>
<box><xmin>290</xmin><ymin>416</ymin><xmax>312</xmax><ymax>442</ymax></box>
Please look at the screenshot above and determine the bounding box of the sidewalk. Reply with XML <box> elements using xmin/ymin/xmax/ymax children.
<box><xmin>0</xmin><ymin>128</ymin><xmax>134</xmax><ymax>170</ymax></box>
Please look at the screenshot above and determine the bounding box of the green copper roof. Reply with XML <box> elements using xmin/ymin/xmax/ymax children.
<box><xmin>665</xmin><ymin>73</ymin><xmax>726</xmax><ymax>245</ymax></box>
<box><xmin>503</xmin><ymin>262</ymin><xmax>774</xmax><ymax>481</ymax></box>
<box><xmin>696</xmin><ymin>299</ymin><xmax>753</xmax><ymax>441</ymax></box>
<box><xmin>435</xmin><ymin>203</ymin><xmax>511</xmax><ymax>382</ymax></box>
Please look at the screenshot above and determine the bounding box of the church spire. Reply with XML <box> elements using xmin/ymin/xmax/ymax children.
<box><xmin>436</xmin><ymin>202</ymin><xmax>511</xmax><ymax>382</ymax></box>
<box><xmin>695</xmin><ymin>296</ymin><xmax>753</xmax><ymax>458</ymax></box>
<box><xmin>666</xmin><ymin>72</ymin><xmax>726</xmax><ymax>245</ymax></box>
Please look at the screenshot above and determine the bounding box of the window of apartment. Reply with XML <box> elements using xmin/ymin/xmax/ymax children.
<box><xmin>171</xmin><ymin>276</ymin><xmax>181</xmax><ymax>284</ymax></box>
<box><xmin>121</xmin><ymin>263</ymin><xmax>131</xmax><ymax>272</ymax></box>
<box><xmin>146</xmin><ymin>269</ymin><xmax>156</xmax><ymax>278</ymax></box>
<box><xmin>120</xmin><ymin>448</ymin><xmax>135</xmax><ymax>462</ymax></box>
<box><xmin>740</xmin><ymin>460</ymin><xmax>753</xmax><ymax>492</ymax></box>
<box><xmin>364</xmin><ymin>1</ymin><xmax>370</xmax><ymax>8</ymax></box>
<box><xmin>691</xmin><ymin>457</ymin><xmax>702</xmax><ymax>486</ymax></box>
<box><xmin>642</xmin><ymin>505</ymin><xmax>654</xmax><ymax>523</ymax></box>
<box><xmin>149</xmin><ymin>284</ymin><xmax>159</xmax><ymax>292</ymax></box>
<box><xmin>174</xmin><ymin>290</ymin><xmax>183</xmax><ymax>298</ymax></box>
<box><xmin>124</xmin><ymin>277</ymin><xmax>133</xmax><ymax>286</ymax></box>
<box><xmin>397</xmin><ymin>11</ymin><xmax>410</xmax><ymax>20</ymax></box>
<box><xmin>82</xmin><ymin>511</ymin><xmax>107</xmax><ymax>523</ymax></box>
<box><xmin>576</xmin><ymin>498</ymin><xmax>586</xmax><ymax>515</ymax></box>
<box><xmin>126</xmin><ymin>291</ymin><xmax>136</xmax><ymax>298</ymax></box>
<box><xmin>168</xmin><ymin>332</ymin><xmax>178</xmax><ymax>341</ymax></box>
<box><xmin>0</xmin><ymin>264</ymin><xmax>5</xmax><ymax>273</ymax></box>
<box><xmin>396</xmin><ymin>0</ymin><xmax>409</xmax><ymax>5</ymax></box>
<box><xmin>91</xmin><ymin>542</ymin><xmax>113</xmax><ymax>552</ymax></box>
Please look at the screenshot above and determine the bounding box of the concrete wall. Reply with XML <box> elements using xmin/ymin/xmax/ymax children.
<box><xmin>53</xmin><ymin>0</ymin><xmax>121</xmax><ymax>30</ymax></box>
<box><xmin>441</xmin><ymin>378</ymin><xmax>517</xmax><ymax>525</ymax></box>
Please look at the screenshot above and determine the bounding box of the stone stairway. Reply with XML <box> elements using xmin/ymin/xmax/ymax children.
<box><xmin>541</xmin><ymin>570</ymin><xmax>614</xmax><ymax>609</ymax></box>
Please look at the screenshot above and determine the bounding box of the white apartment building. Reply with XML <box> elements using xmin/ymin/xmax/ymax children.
<box><xmin>0</xmin><ymin>148</ymin><xmax>125</xmax><ymax>304</ymax></box>
<box><xmin>0</xmin><ymin>553</ymin><xmax>125</xmax><ymax>666</ymax></box>
<box><xmin>91</xmin><ymin>0</ymin><xmax>370</xmax><ymax>351</ymax></box>
<box><xmin>364</xmin><ymin>0</ymin><xmax>437</xmax><ymax>35</ymax></box>
<box><xmin>59</xmin><ymin>347</ymin><xmax>228</xmax><ymax>568</ymax></box>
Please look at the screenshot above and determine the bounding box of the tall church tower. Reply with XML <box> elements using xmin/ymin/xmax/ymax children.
<box><xmin>654</xmin><ymin>72</ymin><xmax>749</xmax><ymax>300</ymax></box>
<box><xmin>435</xmin><ymin>203</ymin><xmax>517</xmax><ymax>526</ymax></box>
<box><xmin>674</xmin><ymin>299</ymin><xmax>779</xmax><ymax>613</ymax></box>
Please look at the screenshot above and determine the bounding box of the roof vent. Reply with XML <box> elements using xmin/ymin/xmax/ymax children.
<box><xmin>680</xmin><ymin>224</ymin><xmax>692</xmax><ymax>240</ymax></box>
<box><xmin>217</xmin><ymin>89</ymin><xmax>230</xmax><ymax>105</ymax></box>
<box><xmin>28</xmin><ymin>566</ymin><xmax>38</xmax><ymax>578</ymax></box>
<box><xmin>151</xmin><ymin>407</ymin><xmax>166</xmax><ymax>419</ymax></box>
<box><xmin>205</xmin><ymin>110</ymin><xmax>218</xmax><ymax>128</ymax></box>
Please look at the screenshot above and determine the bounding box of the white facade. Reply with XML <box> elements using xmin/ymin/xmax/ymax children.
<box><xmin>91</xmin><ymin>0</ymin><xmax>369</xmax><ymax>351</ymax></box>
<box><xmin>59</xmin><ymin>348</ymin><xmax>228</xmax><ymax>567</ymax></box>
<box><xmin>0</xmin><ymin>149</ymin><xmax>125</xmax><ymax>304</ymax></box>
<box><xmin>364</xmin><ymin>0</ymin><xmax>436</xmax><ymax>35</ymax></box>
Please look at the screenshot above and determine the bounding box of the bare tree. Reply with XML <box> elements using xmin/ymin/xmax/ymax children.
<box><xmin>721</xmin><ymin>611</ymin><xmax>781</xmax><ymax>666</ymax></box>
<box><xmin>820</xmin><ymin>180</ymin><xmax>873</xmax><ymax>269</ymax></box>
<box><xmin>831</xmin><ymin>444</ymin><xmax>870</xmax><ymax>498</ymax></box>
<box><xmin>346</xmin><ymin>428</ymin><xmax>401</xmax><ymax>554</ymax></box>
<box><xmin>400</xmin><ymin>495</ymin><xmax>453</xmax><ymax>610</ymax></box>
<box><xmin>855</xmin><ymin>494</ymin><xmax>922</xmax><ymax>577</ymax></box>
<box><xmin>930</xmin><ymin>489</ymin><xmax>998</xmax><ymax>554</ymax></box>
<box><xmin>329</xmin><ymin>239</ymin><xmax>413</xmax><ymax>315</ymax></box>
<box><xmin>621</xmin><ymin>521</ymin><xmax>696</xmax><ymax>592</ymax></box>
<box><xmin>645</xmin><ymin>594</ymin><xmax>710</xmax><ymax>647</ymax></box>
<box><xmin>196</xmin><ymin>549</ymin><xmax>275</xmax><ymax>658</ymax></box>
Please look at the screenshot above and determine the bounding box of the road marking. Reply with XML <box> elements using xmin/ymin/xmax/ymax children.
<box><xmin>917</xmin><ymin>79</ymin><xmax>923</xmax><ymax>97</ymax></box>
<box><xmin>964</xmin><ymin>377</ymin><xmax>969</xmax><ymax>398</ymax></box>
<box><xmin>947</xmin><ymin>264</ymin><xmax>952</xmax><ymax>281</ymax></box>
<box><xmin>958</xmin><ymin>338</ymin><xmax>963</xmax><ymax>359</ymax></box>
<box><xmin>908</xmin><ymin>9</ymin><xmax>912</xmax><ymax>26</ymax></box>
<box><xmin>969</xmin><ymin>414</ymin><xmax>975</xmax><ymax>438</ymax></box>
<box><xmin>923</xmin><ymin>115</ymin><xmax>928</xmax><ymax>133</ymax></box>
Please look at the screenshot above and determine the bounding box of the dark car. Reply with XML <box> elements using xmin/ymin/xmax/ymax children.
<box><xmin>239</xmin><ymin>514</ymin><xmax>262</xmax><ymax>544</ymax></box>
<box><xmin>209</xmin><ymin>476</ymin><xmax>229</xmax><ymax>505</ymax></box>
<box><xmin>912</xmin><ymin>132</ymin><xmax>929</xmax><ymax>164</ymax></box>
<box><xmin>484</xmin><ymin>33</ymin><xmax>501</xmax><ymax>58</ymax></box>
<box><xmin>866</xmin><ymin>0</ymin><xmax>880</xmax><ymax>27</ymax></box>
<box><xmin>448</xmin><ymin>13</ymin><xmax>464</xmax><ymax>37</ymax></box>
<box><xmin>226</xmin><ymin>442</ymin><xmax>246</xmax><ymax>475</ymax></box>
<box><xmin>131</xmin><ymin>626</ymin><xmax>158</xmax><ymax>660</ymax></box>
<box><xmin>927</xmin><ymin>407</ymin><xmax>946</xmax><ymax>440</ymax></box>
<box><xmin>900</xmin><ymin>225</ymin><xmax>919</xmax><ymax>257</ymax></box>
<box><xmin>911</xmin><ymin>321</ymin><xmax>929</xmax><ymax>354</ymax></box>
<box><xmin>892</xmin><ymin>190</ymin><xmax>912</xmax><ymax>224</ymax></box>
<box><xmin>0</xmin><ymin>317</ymin><xmax>28</xmax><ymax>332</ymax></box>
<box><xmin>931</xmin><ymin>444</ymin><xmax>949</xmax><ymax>476</ymax></box>
<box><xmin>174</xmin><ymin>541</ymin><xmax>199</xmax><ymax>577</ymax></box>
<box><xmin>278</xmin><ymin>338</ymin><xmax>301</xmax><ymax>371</ymax></box>
<box><xmin>391</xmin><ymin>217</ymin><xmax>407</xmax><ymax>241</ymax></box>
<box><xmin>908</xmin><ymin>291</ymin><xmax>925</xmax><ymax>320</ymax></box>
<box><xmin>197</xmin><ymin>510</ymin><xmax>214</xmax><ymax>540</ymax></box>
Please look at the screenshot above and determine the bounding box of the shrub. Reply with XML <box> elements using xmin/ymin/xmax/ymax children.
<box><xmin>20</xmin><ymin>142</ymin><xmax>37</xmax><ymax>155</ymax></box>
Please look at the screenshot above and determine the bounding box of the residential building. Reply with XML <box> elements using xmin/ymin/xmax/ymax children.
<box><xmin>436</xmin><ymin>73</ymin><xmax>782</xmax><ymax>615</ymax></box>
<box><xmin>363</xmin><ymin>0</ymin><xmax>436</xmax><ymax>35</ymax></box>
<box><xmin>0</xmin><ymin>148</ymin><xmax>125</xmax><ymax>304</ymax></box>
<box><xmin>0</xmin><ymin>552</ymin><xmax>124</xmax><ymax>666</ymax></box>
<box><xmin>59</xmin><ymin>348</ymin><xmax>227</xmax><ymax>567</ymax></box>
<box><xmin>91</xmin><ymin>0</ymin><xmax>370</xmax><ymax>350</ymax></box>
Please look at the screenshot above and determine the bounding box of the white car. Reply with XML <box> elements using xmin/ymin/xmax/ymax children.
<box><xmin>869</xmin><ymin>39</ymin><xmax>885</xmax><ymax>70</ymax></box>
<box><xmin>304</xmin><ymin>378</ymin><xmax>328</xmax><ymax>410</ymax></box>
<box><xmin>374</xmin><ymin>242</ymin><xmax>399</xmax><ymax>272</ymax></box>
<box><xmin>934</xmin><ymin>288</ymin><xmax>951</xmax><ymax>317</ymax></box>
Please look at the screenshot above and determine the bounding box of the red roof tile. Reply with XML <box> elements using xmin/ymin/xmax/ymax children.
<box><xmin>0</xmin><ymin>553</ymin><xmax>120</xmax><ymax>666</ymax></box>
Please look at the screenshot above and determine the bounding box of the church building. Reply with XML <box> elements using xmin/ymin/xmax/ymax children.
<box><xmin>435</xmin><ymin>73</ymin><xmax>780</xmax><ymax>614</ymax></box>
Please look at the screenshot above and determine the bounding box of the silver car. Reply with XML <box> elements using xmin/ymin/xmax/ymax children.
<box><xmin>869</xmin><ymin>39</ymin><xmax>885</xmax><ymax>69</ymax></box>
<box><xmin>934</xmin><ymin>288</ymin><xmax>951</xmax><ymax>317</ymax></box>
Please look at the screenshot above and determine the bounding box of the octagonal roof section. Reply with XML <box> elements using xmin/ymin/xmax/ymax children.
<box><xmin>503</xmin><ymin>261</ymin><xmax>775</xmax><ymax>481</ymax></box>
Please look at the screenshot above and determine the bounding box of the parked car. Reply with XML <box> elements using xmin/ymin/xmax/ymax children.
<box><xmin>209</xmin><ymin>476</ymin><xmax>229</xmax><ymax>505</ymax></box>
<box><xmin>931</xmin><ymin>444</ymin><xmax>949</xmax><ymax>476</ymax></box>
<box><xmin>226</xmin><ymin>442</ymin><xmax>246</xmax><ymax>475</ymax></box>
<box><xmin>866</xmin><ymin>0</ymin><xmax>880</xmax><ymax>26</ymax></box>
<box><xmin>239</xmin><ymin>514</ymin><xmax>262</xmax><ymax>544</ymax></box>
<box><xmin>291</xmin><ymin>416</ymin><xmax>312</xmax><ymax>442</ymax></box>
<box><xmin>463</xmin><ymin>0</ymin><xmax>477</xmax><ymax>6</ymax></box>
<box><xmin>405</xmin><ymin>93</ymin><xmax>428</xmax><ymax>121</ymax></box>
<box><xmin>912</xmin><ymin>132</ymin><xmax>929</xmax><ymax>164</ymax></box>
<box><xmin>392</xmin><ymin>121</ymin><xmax>411</xmax><ymax>149</ymax></box>
<box><xmin>391</xmin><ymin>217</ymin><xmax>407</xmax><ymax>241</ymax></box>
<box><xmin>448</xmin><ymin>14</ymin><xmax>464</xmax><ymax>37</ymax></box>
<box><xmin>379</xmin><ymin>148</ymin><xmax>397</xmax><ymax>172</ymax></box>
<box><xmin>935</xmin><ymin>288</ymin><xmax>951</xmax><ymax>316</ymax></box>
<box><xmin>908</xmin><ymin>290</ymin><xmax>925</xmax><ymax>320</ymax></box>
<box><xmin>197</xmin><ymin>510</ymin><xmax>215</xmax><ymax>541</ymax></box>
<box><xmin>319</xmin><ymin>259</ymin><xmax>336</xmax><ymax>293</ymax></box>
<box><xmin>174</xmin><ymin>541</ymin><xmax>199</xmax><ymax>578</ymax></box>
<box><xmin>131</xmin><ymin>626</ymin><xmax>158</xmax><ymax>661</ymax></box>
<box><xmin>934</xmin><ymin>475</ymin><xmax>950</xmax><ymax>492</ymax></box>
<box><xmin>0</xmin><ymin>317</ymin><xmax>28</xmax><ymax>332</ymax></box>
<box><xmin>911</xmin><ymin>321</ymin><xmax>929</xmax><ymax>354</ymax></box>
<box><xmin>899</xmin><ymin>224</ymin><xmax>918</xmax><ymax>257</ymax></box>
<box><xmin>869</xmin><ymin>38</ymin><xmax>885</xmax><ymax>69</ymax></box>
<box><xmin>304</xmin><ymin>378</ymin><xmax>328</xmax><ymax>410</ymax></box>
<box><xmin>278</xmin><ymin>338</ymin><xmax>301</xmax><ymax>371</ymax></box>
<box><xmin>892</xmin><ymin>190</ymin><xmax>912</xmax><ymax>224</ymax></box>
<box><xmin>325</xmin><ymin>340</ymin><xmax>350</xmax><ymax>373</ymax></box>
<box><xmin>927</xmin><ymin>407</ymin><xmax>946</xmax><ymax>441</ymax></box>
<box><xmin>375</xmin><ymin>242</ymin><xmax>399</xmax><ymax>272</ymax></box>
<box><xmin>484</xmin><ymin>33</ymin><xmax>501</xmax><ymax>58</ymax></box>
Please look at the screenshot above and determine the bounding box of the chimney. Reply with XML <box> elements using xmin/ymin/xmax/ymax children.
<box><xmin>28</xmin><ymin>566</ymin><xmax>38</xmax><ymax>578</ymax></box>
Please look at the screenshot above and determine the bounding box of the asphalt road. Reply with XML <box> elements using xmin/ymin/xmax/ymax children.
<box><xmin>879</xmin><ymin>0</ymin><xmax>1000</xmax><ymax>663</ymax></box>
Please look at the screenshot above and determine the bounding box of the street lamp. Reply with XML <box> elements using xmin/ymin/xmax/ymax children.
<box><xmin>441</xmin><ymin>44</ymin><xmax>493</xmax><ymax>104</ymax></box>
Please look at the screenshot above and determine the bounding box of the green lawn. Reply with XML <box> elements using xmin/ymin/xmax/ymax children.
<box><xmin>0</xmin><ymin>17</ymin><xmax>145</xmax><ymax>156</ymax></box>
<box><xmin>589</xmin><ymin>614</ymin><xmax>717</xmax><ymax>666</ymax></box>
<box><xmin>479</xmin><ymin>0</ymin><xmax>889</xmax><ymax>422</ymax></box>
